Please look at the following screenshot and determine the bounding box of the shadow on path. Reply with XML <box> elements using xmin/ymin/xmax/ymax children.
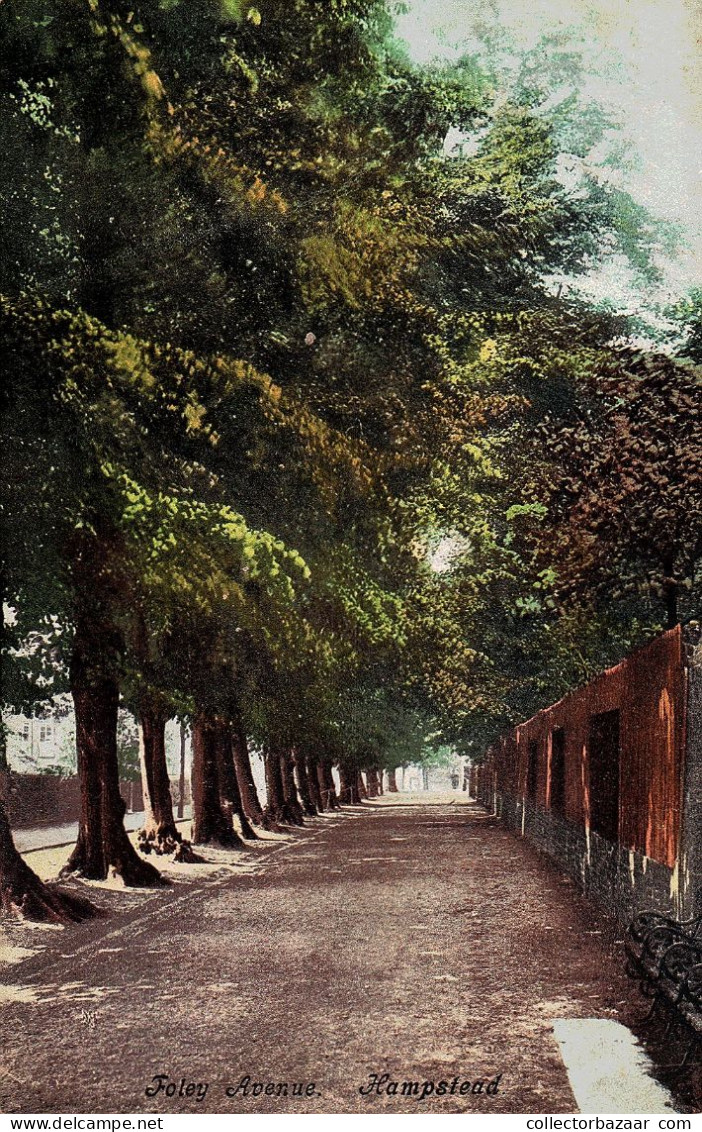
<box><xmin>0</xmin><ymin>799</ymin><xmax>649</xmax><ymax>1114</ymax></box>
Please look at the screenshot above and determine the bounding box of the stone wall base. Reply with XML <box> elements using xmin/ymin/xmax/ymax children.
<box><xmin>481</xmin><ymin>788</ymin><xmax>680</xmax><ymax>923</ymax></box>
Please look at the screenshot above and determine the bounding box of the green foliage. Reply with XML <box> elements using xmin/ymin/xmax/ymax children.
<box><xmin>116</xmin><ymin>713</ymin><xmax>141</xmax><ymax>783</ymax></box>
<box><xmin>1</xmin><ymin>0</ymin><xmax>695</xmax><ymax>779</ymax></box>
<box><xmin>667</xmin><ymin>289</ymin><xmax>702</xmax><ymax>364</ymax></box>
<box><xmin>526</xmin><ymin>349</ymin><xmax>702</xmax><ymax>626</ymax></box>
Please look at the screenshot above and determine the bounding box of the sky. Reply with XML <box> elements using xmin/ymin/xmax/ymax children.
<box><xmin>394</xmin><ymin>0</ymin><xmax>702</xmax><ymax>312</ymax></box>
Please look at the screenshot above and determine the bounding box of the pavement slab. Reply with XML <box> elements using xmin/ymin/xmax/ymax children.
<box><xmin>13</xmin><ymin>811</ymin><xmax>192</xmax><ymax>853</ymax></box>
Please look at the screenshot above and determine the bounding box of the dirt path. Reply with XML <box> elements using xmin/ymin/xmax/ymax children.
<box><xmin>0</xmin><ymin>798</ymin><xmax>642</xmax><ymax>1114</ymax></box>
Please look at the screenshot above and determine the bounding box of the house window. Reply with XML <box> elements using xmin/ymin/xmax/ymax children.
<box><xmin>526</xmin><ymin>740</ymin><xmax>539</xmax><ymax>798</ymax></box>
<box><xmin>550</xmin><ymin>728</ymin><xmax>566</xmax><ymax>816</ymax></box>
<box><xmin>588</xmin><ymin>709</ymin><xmax>621</xmax><ymax>843</ymax></box>
<box><xmin>39</xmin><ymin>723</ymin><xmax>53</xmax><ymax>744</ymax></box>
<box><xmin>17</xmin><ymin>723</ymin><xmax>30</xmax><ymax>743</ymax></box>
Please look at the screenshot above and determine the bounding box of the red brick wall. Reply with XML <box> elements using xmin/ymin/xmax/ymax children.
<box><xmin>481</xmin><ymin>627</ymin><xmax>685</xmax><ymax>867</ymax></box>
<box><xmin>1</xmin><ymin>773</ymin><xmax>145</xmax><ymax>828</ymax></box>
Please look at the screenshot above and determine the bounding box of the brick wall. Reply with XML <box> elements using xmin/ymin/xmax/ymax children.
<box><xmin>472</xmin><ymin>625</ymin><xmax>701</xmax><ymax>923</ymax></box>
<box><xmin>0</xmin><ymin>773</ymin><xmax>148</xmax><ymax>828</ymax></box>
<box><xmin>680</xmin><ymin>631</ymin><xmax>702</xmax><ymax>917</ymax></box>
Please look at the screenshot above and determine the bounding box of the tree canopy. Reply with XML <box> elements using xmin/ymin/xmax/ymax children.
<box><xmin>1</xmin><ymin>0</ymin><xmax>700</xmax><ymax>910</ymax></box>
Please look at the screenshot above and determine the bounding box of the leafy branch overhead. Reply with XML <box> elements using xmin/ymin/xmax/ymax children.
<box><xmin>1</xmin><ymin>0</ymin><xmax>700</xmax><ymax>900</ymax></box>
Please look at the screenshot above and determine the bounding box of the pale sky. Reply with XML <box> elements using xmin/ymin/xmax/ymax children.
<box><xmin>394</xmin><ymin>0</ymin><xmax>702</xmax><ymax>311</ymax></box>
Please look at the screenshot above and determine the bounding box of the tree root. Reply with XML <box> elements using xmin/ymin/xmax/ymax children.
<box><xmin>265</xmin><ymin>803</ymin><xmax>305</xmax><ymax>827</ymax></box>
<box><xmin>281</xmin><ymin>802</ymin><xmax>305</xmax><ymax>826</ymax></box>
<box><xmin>1</xmin><ymin>872</ymin><xmax>99</xmax><ymax>924</ymax></box>
<box><xmin>237</xmin><ymin>810</ymin><xmax>259</xmax><ymax>841</ymax></box>
<box><xmin>260</xmin><ymin>808</ymin><xmax>285</xmax><ymax>833</ymax></box>
<box><xmin>61</xmin><ymin>846</ymin><xmax>169</xmax><ymax>888</ymax></box>
<box><xmin>138</xmin><ymin>828</ymin><xmax>205</xmax><ymax>863</ymax></box>
<box><xmin>172</xmin><ymin>840</ymin><xmax>205</xmax><ymax>863</ymax></box>
<box><xmin>191</xmin><ymin>827</ymin><xmax>246</xmax><ymax>851</ymax></box>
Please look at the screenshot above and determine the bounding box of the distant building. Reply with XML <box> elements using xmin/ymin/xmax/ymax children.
<box><xmin>4</xmin><ymin>697</ymin><xmax>77</xmax><ymax>775</ymax></box>
<box><xmin>3</xmin><ymin>699</ymin><xmax>187</xmax><ymax>781</ymax></box>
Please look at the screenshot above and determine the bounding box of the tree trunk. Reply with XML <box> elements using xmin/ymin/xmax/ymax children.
<box><xmin>216</xmin><ymin>723</ymin><xmax>257</xmax><ymax>840</ymax></box>
<box><xmin>63</xmin><ymin>644</ymin><xmax>165</xmax><ymax>887</ymax></box>
<box><xmin>662</xmin><ymin>557</ymin><xmax>678</xmax><ymax>629</ymax></box>
<box><xmin>138</xmin><ymin>708</ymin><xmax>176</xmax><ymax>843</ymax></box>
<box><xmin>0</xmin><ymin>727</ymin><xmax>8</xmax><ymax>773</ymax></box>
<box><xmin>422</xmin><ymin>766</ymin><xmax>430</xmax><ymax>791</ymax></box>
<box><xmin>280</xmin><ymin>751</ymin><xmax>305</xmax><ymax>825</ymax></box>
<box><xmin>366</xmin><ymin>766</ymin><xmax>380</xmax><ymax>798</ymax></box>
<box><xmin>231</xmin><ymin>720</ymin><xmax>266</xmax><ymax>829</ymax></box>
<box><xmin>338</xmin><ymin>763</ymin><xmax>358</xmax><ymax>805</ymax></box>
<box><xmin>263</xmin><ymin>747</ymin><xmax>288</xmax><ymax>827</ymax></box>
<box><xmin>387</xmin><ymin>767</ymin><xmax>399</xmax><ymax>793</ymax></box>
<box><xmin>305</xmin><ymin>754</ymin><xmax>324</xmax><ymax>811</ymax></box>
<box><xmin>138</xmin><ymin>707</ymin><xmax>201</xmax><ymax>862</ymax></box>
<box><xmin>322</xmin><ymin>759</ymin><xmax>341</xmax><ymax>810</ymax></box>
<box><xmin>292</xmin><ymin>750</ymin><xmax>317</xmax><ymax>816</ymax></box>
<box><xmin>665</xmin><ymin>588</ymin><xmax>678</xmax><ymax>630</ymax></box>
<box><xmin>376</xmin><ymin>766</ymin><xmax>384</xmax><ymax>795</ymax></box>
<box><xmin>0</xmin><ymin>799</ymin><xmax>97</xmax><ymax>923</ymax></box>
<box><xmin>315</xmin><ymin>760</ymin><xmax>330</xmax><ymax>810</ymax></box>
<box><xmin>356</xmin><ymin>770</ymin><xmax>368</xmax><ymax>800</ymax></box>
<box><xmin>191</xmin><ymin>717</ymin><xmax>244</xmax><ymax>848</ymax></box>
